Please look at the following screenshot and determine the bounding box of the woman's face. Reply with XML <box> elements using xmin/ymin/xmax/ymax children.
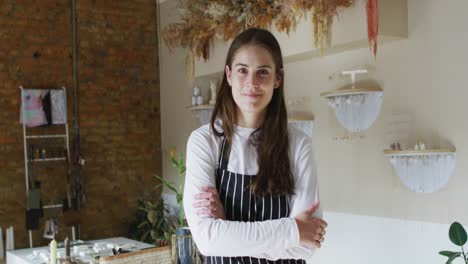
<box><xmin>226</xmin><ymin>44</ymin><xmax>281</xmax><ymax>118</ymax></box>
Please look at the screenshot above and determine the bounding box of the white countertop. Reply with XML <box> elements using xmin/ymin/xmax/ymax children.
<box><xmin>6</xmin><ymin>237</ymin><xmax>154</xmax><ymax>264</ymax></box>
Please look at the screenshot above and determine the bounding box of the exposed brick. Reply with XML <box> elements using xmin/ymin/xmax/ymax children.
<box><xmin>0</xmin><ymin>0</ymin><xmax>160</xmax><ymax>248</ymax></box>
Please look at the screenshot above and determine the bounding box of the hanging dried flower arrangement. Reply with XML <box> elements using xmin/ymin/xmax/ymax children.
<box><xmin>366</xmin><ymin>0</ymin><xmax>379</xmax><ymax>58</ymax></box>
<box><xmin>312</xmin><ymin>0</ymin><xmax>354</xmax><ymax>52</ymax></box>
<box><xmin>162</xmin><ymin>0</ymin><xmax>378</xmax><ymax>76</ymax></box>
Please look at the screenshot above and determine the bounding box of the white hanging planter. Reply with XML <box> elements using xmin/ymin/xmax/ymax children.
<box><xmin>322</xmin><ymin>87</ymin><xmax>383</xmax><ymax>132</ymax></box>
<box><xmin>321</xmin><ymin>69</ymin><xmax>383</xmax><ymax>133</ymax></box>
<box><xmin>383</xmin><ymin>148</ymin><xmax>456</xmax><ymax>193</ymax></box>
<box><xmin>288</xmin><ymin>114</ymin><xmax>314</xmax><ymax>137</ymax></box>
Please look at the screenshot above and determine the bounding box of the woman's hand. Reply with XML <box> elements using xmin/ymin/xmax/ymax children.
<box><xmin>193</xmin><ymin>186</ymin><xmax>226</xmax><ymax>219</ymax></box>
<box><xmin>294</xmin><ymin>202</ymin><xmax>327</xmax><ymax>248</ymax></box>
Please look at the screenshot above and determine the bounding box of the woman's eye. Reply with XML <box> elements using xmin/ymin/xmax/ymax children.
<box><xmin>258</xmin><ymin>69</ymin><xmax>270</xmax><ymax>75</ymax></box>
<box><xmin>237</xmin><ymin>68</ymin><xmax>247</xmax><ymax>74</ymax></box>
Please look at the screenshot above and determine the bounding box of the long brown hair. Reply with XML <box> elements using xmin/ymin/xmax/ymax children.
<box><xmin>210</xmin><ymin>28</ymin><xmax>294</xmax><ymax>196</ymax></box>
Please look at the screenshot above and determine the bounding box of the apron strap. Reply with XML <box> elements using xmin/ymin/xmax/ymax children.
<box><xmin>217</xmin><ymin>137</ymin><xmax>230</xmax><ymax>170</ymax></box>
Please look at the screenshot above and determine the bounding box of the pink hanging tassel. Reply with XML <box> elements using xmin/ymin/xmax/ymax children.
<box><xmin>366</xmin><ymin>0</ymin><xmax>378</xmax><ymax>58</ymax></box>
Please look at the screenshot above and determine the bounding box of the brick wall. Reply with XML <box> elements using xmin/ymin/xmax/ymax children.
<box><xmin>0</xmin><ymin>0</ymin><xmax>161</xmax><ymax>248</ymax></box>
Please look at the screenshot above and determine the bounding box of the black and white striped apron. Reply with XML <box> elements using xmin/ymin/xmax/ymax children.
<box><xmin>204</xmin><ymin>137</ymin><xmax>306</xmax><ymax>264</ymax></box>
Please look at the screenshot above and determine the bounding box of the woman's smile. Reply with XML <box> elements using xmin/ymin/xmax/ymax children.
<box><xmin>242</xmin><ymin>92</ymin><xmax>262</xmax><ymax>99</ymax></box>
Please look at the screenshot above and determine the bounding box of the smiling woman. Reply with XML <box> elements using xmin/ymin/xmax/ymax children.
<box><xmin>183</xmin><ymin>28</ymin><xmax>326</xmax><ymax>263</ymax></box>
<box><xmin>225</xmin><ymin>44</ymin><xmax>281</xmax><ymax>126</ymax></box>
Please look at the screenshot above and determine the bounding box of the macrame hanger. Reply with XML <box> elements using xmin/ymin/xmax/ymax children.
<box><xmin>341</xmin><ymin>69</ymin><xmax>368</xmax><ymax>89</ymax></box>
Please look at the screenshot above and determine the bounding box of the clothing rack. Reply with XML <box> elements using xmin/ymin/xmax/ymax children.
<box><xmin>19</xmin><ymin>86</ymin><xmax>74</xmax><ymax>248</ymax></box>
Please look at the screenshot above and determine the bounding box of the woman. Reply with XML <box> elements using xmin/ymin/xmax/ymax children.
<box><xmin>184</xmin><ymin>28</ymin><xmax>327</xmax><ymax>263</ymax></box>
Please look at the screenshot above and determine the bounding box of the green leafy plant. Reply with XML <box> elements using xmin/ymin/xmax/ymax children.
<box><xmin>128</xmin><ymin>199</ymin><xmax>170</xmax><ymax>246</ymax></box>
<box><xmin>439</xmin><ymin>222</ymin><xmax>468</xmax><ymax>264</ymax></box>
<box><xmin>128</xmin><ymin>149</ymin><xmax>187</xmax><ymax>246</ymax></box>
<box><xmin>154</xmin><ymin>147</ymin><xmax>186</xmax><ymax>228</ymax></box>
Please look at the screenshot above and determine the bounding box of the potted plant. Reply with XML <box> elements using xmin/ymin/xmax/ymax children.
<box><xmin>439</xmin><ymin>221</ymin><xmax>468</xmax><ymax>264</ymax></box>
<box><xmin>128</xmin><ymin>198</ymin><xmax>172</xmax><ymax>247</ymax></box>
<box><xmin>155</xmin><ymin>147</ymin><xmax>196</xmax><ymax>264</ymax></box>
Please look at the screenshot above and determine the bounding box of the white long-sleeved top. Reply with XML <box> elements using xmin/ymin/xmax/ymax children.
<box><xmin>183</xmin><ymin>122</ymin><xmax>321</xmax><ymax>260</ymax></box>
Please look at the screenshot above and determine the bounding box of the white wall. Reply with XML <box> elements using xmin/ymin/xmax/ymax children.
<box><xmin>291</xmin><ymin>0</ymin><xmax>468</xmax><ymax>225</ymax></box>
<box><xmin>158</xmin><ymin>0</ymin><xmax>200</xmax><ymax>193</ymax></box>
<box><xmin>159</xmin><ymin>0</ymin><xmax>468</xmax><ymax>262</ymax></box>
<box><xmin>315</xmin><ymin>211</ymin><xmax>464</xmax><ymax>264</ymax></box>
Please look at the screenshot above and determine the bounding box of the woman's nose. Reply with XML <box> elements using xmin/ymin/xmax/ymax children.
<box><xmin>246</xmin><ymin>72</ymin><xmax>260</xmax><ymax>88</ymax></box>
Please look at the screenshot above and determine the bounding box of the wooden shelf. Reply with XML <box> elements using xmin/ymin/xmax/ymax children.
<box><xmin>194</xmin><ymin>0</ymin><xmax>408</xmax><ymax>78</ymax></box>
<box><xmin>288</xmin><ymin>113</ymin><xmax>314</xmax><ymax>121</ymax></box>
<box><xmin>188</xmin><ymin>105</ymin><xmax>314</xmax><ymax>121</ymax></box>
<box><xmin>320</xmin><ymin>87</ymin><xmax>383</xmax><ymax>98</ymax></box>
<box><xmin>187</xmin><ymin>104</ymin><xmax>214</xmax><ymax>111</ymax></box>
<box><xmin>383</xmin><ymin>148</ymin><xmax>456</xmax><ymax>156</ymax></box>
